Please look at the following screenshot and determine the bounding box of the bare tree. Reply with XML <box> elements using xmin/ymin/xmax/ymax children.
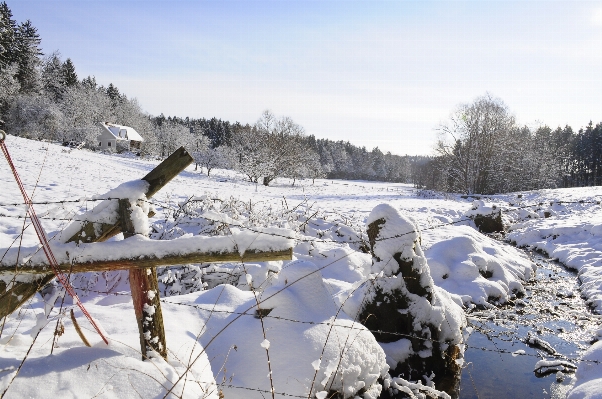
<box><xmin>436</xmin><ymin>94</ymin><xmax>515</xmax><ymax>194</ymax></box>
<box><xmin>191</xmin><ymin>133</ymin><xmax>234</xmax><ymax>176</ymax></box>
<box><xmin>231</xmin><ymin>111</ymin><xmax>309</xmax><ymax>186</ymax></box>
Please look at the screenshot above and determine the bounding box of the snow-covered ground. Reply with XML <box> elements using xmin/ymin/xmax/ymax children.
<box><xmin>0</xmin><ymin>135</ymin><xmax>601</xmax><ymax>398</ymax></box>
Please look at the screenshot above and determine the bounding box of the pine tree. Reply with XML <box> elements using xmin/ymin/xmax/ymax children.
<box><xmin>62</xmin><ymin>58</ymin><xmax>78</xmax><ymax>86</ymax></box>
<box><xmin>0</xmin><ymin>1</ymin><xmax>17</xmax><ymax>70</ymax></box>
<box><xmin>81</xmin><ymin>75</ymin><xmax>97</xmax><ymax>89</ymax></box>
<box><xmin>14</xmin><ymin>19</ymin><xmax>42</xmax><ymax>92</ymax></box>
<box><xmin>41</xmin><ymin>51</ymin><xmax>65</xmax><ymax>101</ymax></box>
<box><xmin>106</xmin><ymin>83</ymin><xmax>122</xmax><ymax>108</ymax></box>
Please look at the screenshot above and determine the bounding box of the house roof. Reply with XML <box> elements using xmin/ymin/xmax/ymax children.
<box><xmin>100</xmin><ymin>122</ymin><xmax>144</xmax><ymax>142</ymax></box>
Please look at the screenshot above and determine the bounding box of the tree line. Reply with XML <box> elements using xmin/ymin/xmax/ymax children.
<box><xmin>150</xmin><ymin>111</ymin><xmax>421</xmax><ymax>185</ymax></box>
<box><xmin>2</xmin><ymin>2</ymin><xmax>599</xmax><ymax>191</ymax></box>
<box><xmin>0</xmin><ymin>1</ymin><xmax>420</xmax><ymax>186</ymax></box>
<box><xmin>416</xmin><ymin>94</ymin><xmax>602</xmax><ymax>194</ymax></box>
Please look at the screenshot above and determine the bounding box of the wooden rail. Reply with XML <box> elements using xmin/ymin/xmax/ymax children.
<box><xmin>0</xmin><ymin>248</ymin><xmax>293</xmax><ymax>275</ymax></box>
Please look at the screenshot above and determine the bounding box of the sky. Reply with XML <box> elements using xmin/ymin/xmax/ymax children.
<box><xmin>8</xmin><ymin>0</ymin><xmax>602</xmax><ymax>156</ymax></box>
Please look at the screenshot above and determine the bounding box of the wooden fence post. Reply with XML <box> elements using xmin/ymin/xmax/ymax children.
<box><xmin>0</xmin><ymin>147</ymin><xmax>193</xmax><ymax>321</ymax></box>
<box><xmin>119</xmin><ymin>199</ymin><xmax>167</xmax><ymax>361</ymax></box>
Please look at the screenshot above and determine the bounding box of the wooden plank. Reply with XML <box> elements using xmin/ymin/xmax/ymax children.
<box><xmin>0</xmin><ymin>274</ymin><xmax>55</xmax><ymax>321</ymax></box>
<box><xmin>0</xmin><ymin>248</ymin><xmax>293</xmax><ymax>275</ymax></box>
<box><xmin>142</xmin><ymin>146</ymin><xmax>194</xmax><ymax>198</ymax></box>
<box><xmin>130</xmin><ymin>267</ymin><xmax>166</xmax><ymax>360</ymax></box>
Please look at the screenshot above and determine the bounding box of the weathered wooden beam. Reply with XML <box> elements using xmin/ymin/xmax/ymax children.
<box><xmin>0</xmin><ymin>248</ymin><xmax>293</xmax><ymax>275</ymax></box>
<box><xmin>142</xmin><ymin>146</ymin><xmax>194</xmax><ymax>199</ymax></box>
<box><xmin>130</xmin><ymin>266</ymin><xmax>166</xmax><ymax>360</ymax></box>
<box><xmin>0</xmin><ymin>147</ymin><xmax>193</xmax><ymax>321</ymax></box>
<box><xmin>120</xmin><ymin>199</ymin><xmax>167</xmax><ymax>361</ymax></box>
<box><xmin>0</xmin><ymin>274</ymin><xmax>55</xmax><ymax>321</ymax></box>
<box><xmin>66</xmin><ymin>146</ymin><xmax>193</xmax><ymax>244</ymax></box>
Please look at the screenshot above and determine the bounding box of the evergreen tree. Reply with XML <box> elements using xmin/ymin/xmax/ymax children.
<box><xmin>0</xmin><ymin>1</ymin><xmax>17</xmax><ymax>70</ymax></box>
<box><xmin>14</xmin><ymin>19</ymin><xmax>42</xmax><ymax>92</ymax></box>
<box><xmin>62</xmin><ymin>58</ymin><xmax>77</xmax><ymax>86</ymax></box>
<box><xmin>81</xmin><ymin>75</ymin><xmax>97</xmax><ymax>89</ymax></box>
<box><xmin>106</xmin><ymin>83</ymin><xmax>122</xmax><ymax>108</ymax></box>
<box><xmin>41</xmin><ymin>51</ymin><xmax>66</xmax><ymax>101</ymax></box>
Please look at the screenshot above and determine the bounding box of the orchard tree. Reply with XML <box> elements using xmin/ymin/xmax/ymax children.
<box><xmin>155</xmin><ymin>120</ymin><xmax>193</xmax><ymax>158</ymax></box>
<box><xmin>258</xmin><ymin>112</ymin><xmax>307</xmax><ymax>186</ymax></box>
<box><xmin>193</xmin><ymin>144</ymin><xmax>233</xmax><ymax>176</ymax></box>
<box><xmin>231</xmin><ymin>123</ymin><xmax>268</xmax><ymax>183</ymax></box>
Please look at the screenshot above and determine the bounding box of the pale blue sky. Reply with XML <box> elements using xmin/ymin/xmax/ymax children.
<box><xmin>9</xmin><ymin>0</ymin><xmax>602</xmax><ymax>155</ymax></box>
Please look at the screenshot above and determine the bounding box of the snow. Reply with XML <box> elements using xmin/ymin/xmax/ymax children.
<box><xmin>184</xmin><ymin>261</ymin><xmax>388</xmax><ymax>398</ymax></box>
<box><xmin>1</xmin><ymin>135</ymin><xmax>602</xmax><ymax>397</ymax></box>
<box><xmin>567</xmin><ymin>341</ymin><xmax>602</xmax><ymax>399</ymax></box>
<box><xmin>426</xmin><ymin>225</ymin><xmax>535</xmax><ymax>307</ymax></box>
<box><xmin>508</xmin><ymin>202</ymin><xmax>602</xmax><ymax>312</ymax></box>
<box><xmin>0</xmin><ymin>228</ymin><xmax>293</xmax><ymax>269</ymax></box>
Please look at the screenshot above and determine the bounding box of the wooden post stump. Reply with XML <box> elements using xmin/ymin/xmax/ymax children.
<box><xmin>119</xmin><ymin>199</ymin><xmax>167</xmax><ymax>360</ymax></box>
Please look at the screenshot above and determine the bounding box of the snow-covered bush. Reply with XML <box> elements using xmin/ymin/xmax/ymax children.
<box><xmin>149</xmin><ymin>194</ymin><xmax>368</xmax><ymax>294</ymax></box>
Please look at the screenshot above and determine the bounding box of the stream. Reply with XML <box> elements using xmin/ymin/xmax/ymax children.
<box><xmin>459</xmin><ymin>253</ymin><xmax>602</xmax><ymax>398</ymax></box>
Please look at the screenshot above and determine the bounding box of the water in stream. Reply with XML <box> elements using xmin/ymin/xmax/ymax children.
<box><xmin>459</xmin><ymin>253</ymin><xmax>602</xmax><ymax>398</ymax></box>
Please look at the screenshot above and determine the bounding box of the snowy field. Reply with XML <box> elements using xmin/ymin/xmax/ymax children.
<box><xmin>0</xmin><ymin>135</ymin><xmax>601</xmax><ymax>398</ymax></box>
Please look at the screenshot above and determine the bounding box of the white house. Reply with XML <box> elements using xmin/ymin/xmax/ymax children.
<box><xmin>98</xmin><ymin>122</ymin><xmax>144</xmax><ymax>152</ymax></box>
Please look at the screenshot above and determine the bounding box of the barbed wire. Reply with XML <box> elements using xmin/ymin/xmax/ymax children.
<box><xmin>61</xmin><ymin>286</ymin><xmax>602</xmax><ymax>367</ymax></box>
<box><xmin>0</xmin><ymin>195</ymin><xmax>600</xmax><ymax>249</ymax></box>
<box><xmin>0</xmin><ymin>194</ymin><xmax>600</xmax><ymax>214</ymax></box>
<box><xmin>218</xmin><ymin>384</ymin><xmax>305</xmax><ymax>398</ymax></box>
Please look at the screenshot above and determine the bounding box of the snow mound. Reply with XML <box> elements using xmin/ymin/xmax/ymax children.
<box><xmin>567</xmin><ymin>340</ymin><xmax>602</xmax><ymax>399</ymax></box>
<box><xmin>0</xmin><ymin>346</ymin><xmax>218</xmax><ymax>399</ymax></box>
<box><xmin>0</xmin><ymin>297</ymin><xmax>219</xmax><ymax>399</ymax></box>
<box><xmin>426</xmin><ymin>225</ymin><xmax>536</xmax><ymax>306</ymax></box>
<box><xmin>195</xmin><ymin>260</ymin><xmax>388</xmax><ymax>399</ymax></box>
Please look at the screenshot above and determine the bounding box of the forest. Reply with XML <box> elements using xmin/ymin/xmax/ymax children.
<box><xmin>1</xmin><ymin>1</ymin><xmax>600</xmax><ymax>192</ymax></box>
